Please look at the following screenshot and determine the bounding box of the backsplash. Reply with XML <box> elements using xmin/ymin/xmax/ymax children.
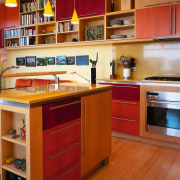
<box><xmin>113</xmin><ymin>41</ymin><xmax>180</xmax><ymax>79</ymax></box>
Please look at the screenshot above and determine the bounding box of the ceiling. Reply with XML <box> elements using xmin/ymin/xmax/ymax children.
<box><xmin>0</xmin><ymin>0</ymin><xmax>4</xmax><ymax>4</ymax></box>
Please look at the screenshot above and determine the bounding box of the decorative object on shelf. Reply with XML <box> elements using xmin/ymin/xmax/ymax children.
<box><xmin>14</xmin><ymin>159</ymin><xmax>26</xmax><ymax>172</ymax></box>
<box><xmin>85</xmin><ymin>25</ymin><xmax>104</xmax><ymax>41</ymax></box>
<box><xmin>56</xmin><ymin>56</ymin><xmax>66</xmax><ymax>65</ymax></box>
<box><xmin>20</xmin><ymin>119</ymin><xmax>26</xmax><ymax>139</ymax></box>
<box><xmin>37</xmin><ymin>57</ymin><xmax>47</xmax><ymax>66</ymax></box>
<box><xmin>120</xmin><ymin>55</ymin><xmax>135</xmax><ymax>80</ymax></box>
<box><xmin>6</xmin><ymin>157</ymin><xmax>15</xmax><ymax>164</ymax></box>
<box><xmin>90</xmin><ymin>52</ymin><xmax>98</xmax><ymax>84</ymax></box>
<box><xmin>71</xmin><ymin>0</ymin><xmax>79</xmax><ymax>24</ymax></box>
<box><xmin>0</xmin><ymin>49</ymin><xmax>19</xmax><ymax>93</ymax></box>
<box><xmin>25</xmin><ymin>56</ymin><xmax>36</xmax><ymax>67</ymax></box>
<box><xmin>110</xmin><ymin>58</ymin><xmax>117</xmax><ymax>79</ymax></box>
<box><xmin>76</xmin><ymin>55</ymin><xmax>89</xmax><ymax>65</ymax></box>
<box><xmin>111</xmin><ymin>0</ymin><xmax>114</xmax><ymax>12</ymax></box>
<box><xmin>44</xmin><ymin>0</ymin><xmax>53</xmax><ymax>17</ymax></box>
<box><xmin>8</xmin><ymin>129</ymin><xmax>16</xmax><ymax>135</ymax></box>
<box><xmin>16</xmin><ymin>57</ymin><xmax>25</xmax><ymax>66</ymax></box>
<box><xmin>5</xmin><ymin>0</ymin><xmax>17</xmax><ymax>7</ymax></box>
<box><xmin>47</xmin><ymin>57</ymin><xmax>55</xmax><ymax>65</ymax></box>
<box><xmin>66</xmin><ymin>56</ymin><xmax>75</xmax><ymax>65</ymax></box>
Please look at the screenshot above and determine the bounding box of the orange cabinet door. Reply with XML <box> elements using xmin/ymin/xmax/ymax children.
<box><xmin>153</xmin><ymin>5</ymin><xmax>173</xmax><ymax>37</ymax></box>
<box><xmin>136</xmin><ymin>8</ymin><xmax>154</xmax><ymax>38</ymax></box>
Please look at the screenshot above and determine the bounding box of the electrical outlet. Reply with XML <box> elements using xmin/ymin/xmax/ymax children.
<box><xmin>131</xmin><ymin>67</ymin><xmax>136</xmax><ymax>72</ymax></box>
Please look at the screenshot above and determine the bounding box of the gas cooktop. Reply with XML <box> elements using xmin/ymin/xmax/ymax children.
<box><xmin>144</xmin><ymin>76</ymin><xmax>180</xmax><ymax>81</ymax></box>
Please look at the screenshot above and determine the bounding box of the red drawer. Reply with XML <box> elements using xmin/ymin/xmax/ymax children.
<box><xmin>43</xmin><ymin>141</ymin><xmax>81</xmax><ymax>179</ymax></box>
<box><xmin>112</xmin><ymin>100</ymin><xmax>139</xmax><ymax>120</ymax></box>
<box><xmin>112</xmin><ymin>100</ymin><xmax>139</xmax><ymax>136</ymax></box>
<box><xmin>43</xmin><ymin>118</ymin><xmax>81</xmax><ymax>155</ymax></box>
<box><xmin>43</xmin><ymin>98</ymin><xmax>81</xmax><ymax>130</ymax></box>
<box><xmin>112</xmin><ymin>117</ymin><xmax>139</xmax><ymax>136</ymax></box>
<box><xmin>50</xmin><ymin>162</ymin><xmax>81</xmax><ymax>180</ymax></box>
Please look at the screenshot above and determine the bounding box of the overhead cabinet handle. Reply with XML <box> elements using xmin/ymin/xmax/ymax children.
<box><xmin>114</xmin><ymin>85</ymin><xmax>138</xmax><ymax>88</ymax></box>
<box><xmin>170</xmin><ymin>6</ymin><xmax>172</xmax><ymax>35</ymax></box>
<box><xmin>144</xmin><ymin>2</ymin><xmax>172</xmax><ymax>7</ymax></box>
<box><xmin>79</xmin><ymin>12</ymin><xmax>98</xmax><ymax>17</ymax></box>
<box><xmin>49</xmin><ymin>100</ymin><xmax>81</xmax><ymax>110</ymax></box>
<box><xmin>174</xmin><ymin>6</ymin><xmax>176</xmax><ymax>34</ymax></box>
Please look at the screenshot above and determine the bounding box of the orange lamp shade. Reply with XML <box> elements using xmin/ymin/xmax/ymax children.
<box><xmin>44</xmin><ymin>0</ymin><xmax>53</xmax><ymax>17</ymax></box>
<box><xmin>5</xmin><ymin>0</ymin><xmax>17</xmax><ymax>7</ymax></box>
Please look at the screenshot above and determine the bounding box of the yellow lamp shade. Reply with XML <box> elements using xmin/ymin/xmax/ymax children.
<box><xmin>5</xmin><ymin>0</ymin><xmax>17</xmax><ymax>7</ymax></box>
<box><xmin>71</xmin><ymin>9</ymin><xmax>79</xmax><ymax>24</ymax></box>
<box><xmin>44</xmin><ymin>0</ymin><xmax>53</xmax><ymax>17</ymax></box>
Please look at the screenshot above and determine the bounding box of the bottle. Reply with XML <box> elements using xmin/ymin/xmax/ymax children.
<box><xmin>111</xmin><ymin>0</ymin><xmax>114</xmax><ymax>12</ymax></box>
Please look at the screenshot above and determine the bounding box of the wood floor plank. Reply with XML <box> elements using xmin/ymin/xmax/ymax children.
<box><xmin>86</xmin><ymin>137</ymin><xmax>180</xmax><ymax>180</ymax></box>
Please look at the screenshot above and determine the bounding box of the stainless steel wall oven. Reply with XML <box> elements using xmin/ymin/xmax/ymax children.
<box><xmin>146</xmin><ymin>91</ymin><xmax>180</xmax><ymax>137</ymax></box>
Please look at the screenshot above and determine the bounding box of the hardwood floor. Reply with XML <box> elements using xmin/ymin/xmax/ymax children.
<box><xmin>86</xmin><ymin>137</ymin><xmax>180</xmax><ymax>180</ymax></box>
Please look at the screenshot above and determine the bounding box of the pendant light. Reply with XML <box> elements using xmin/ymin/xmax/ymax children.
<box><xmin>5</xmin><ymin>0</ymin><xmax>17</xmax><ymax>7</ymax></box>
<box><xmin>71</xmin><ymin>0</ymin><xmax>79</xmax><ymax>24</ymax></box>
<box><xmin>44</xmin><ymin>0</ymin><xmax>53</xmax><ymax>17</ymax></box>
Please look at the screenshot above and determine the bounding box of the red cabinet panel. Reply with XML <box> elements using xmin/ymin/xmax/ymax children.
<box><xmin>136</xmin><ymin>8</ymin><xmax>154</xmax><ymax>39</ymax></box>
<box><xmin>56</xmin><ymin>0</ymin><xmax>74</xmax><ymax>21</ymax></box>
<box><xmin>0</xmin><ymin>30</ymin><xmax>4</xmax><ymax>48</ymax></box>
<box><xmin>174</xmin><ymin>4</ymin><xmax>180</xmax><ymax>36</ymax></box>
<box><xmin>111</xmin><ymin>84</ymin><xmax>140</xmax><ymax>101</ymax></box>
<box><xmin>112</xmin><ymin>100</ymin><xmax>140</xmax><ymax>136</ymax></box>
<box><xmin>43</xmin><ymin>97</ymin><xmax>81</xmax><ymax>130</ymax></box>
<box><xmin>43</xmin><ymin>141</ymin><xmax>81</xmax><ymax>179</ymax></box>
<box><xmin>43</xmin><ymin>118</ymin><xmax>81</xmax><ymax>155</ymax></box>
<box><xmin>76</xmin><ymin>0</ymin><xmax>105</xmax><ymax>18</ymax></box>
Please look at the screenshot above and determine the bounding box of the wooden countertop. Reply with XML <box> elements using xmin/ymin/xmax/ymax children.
<box><xmin>0</xmin><ymin>83</ymin><xmax>111</xmax><ymax>105</ymax></box>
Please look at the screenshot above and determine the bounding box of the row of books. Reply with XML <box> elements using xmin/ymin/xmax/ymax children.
<box><xmin>20</xmin><ymin>28</ymin><xmax>36</xmax><ymax>36</ymax></box>
<box><xmin>38</xmin><ymin>12</ymin><xmax>55</xmax><ymax>23</ymax></box>
<box><xmin>20</xmin><ymin>37</ymin><xmax>36</xmax><ymax>46</ymax></box>
<box><xmin>20</xmin><ymin>13</ymin><xmax>36</xmax><ymax>26</ymax></box>
<box><xmin>5</xmin><ymin>29</ymin><xmax>19</xmax><ymax>39</ymax></box>
<box><xmin>58</xmin><ymin>22</ymin><xmax>78</xmax><ymax>33</ymax></box>
<box><xmin>85</xmin><ymin>24</ymin><xmax>104</xmax><ymax>41</ymax></box>
<box><xmin>20</xmin><ymin>0</ymin><xmax>36</xmax><ymax>13</ymax></box>
<box><xmin>37</xmin><ymin>0</ymin><xmax>55</xmax><ymax>9</ymax></box>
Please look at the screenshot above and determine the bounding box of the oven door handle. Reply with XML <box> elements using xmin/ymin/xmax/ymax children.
<box><xmin>148</xmin><ymin>100</ymin><xmax>180</xmax><ymax>109</ymax></box>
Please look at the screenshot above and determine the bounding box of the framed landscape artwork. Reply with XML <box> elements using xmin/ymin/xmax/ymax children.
<box><xmin>16</xmin><ymin>57</ymin><xmax>25</xmax><ymax>66</ymax></box>
<box><xmin>56</xmin><ymin>56</ymin><xmax>66</xmax><ymax>65</ymax></box>
<box><xmin>47</xmin><ymin>57</ymin><xmax>55</xmax><ymax>65</ymax></box>
<box><xmin>25</xmin><ymin>56</ymin><xmax>36</xmax><ymax>67</ymax></box>
<box><xmin>76</xmin><ymin>55</ymin><xmax>89</xmax><ymax>65</ymax></box>
<box><xmin>66</xmin><ymin>56</ymin><xmax>75</xmax><ymax>65</ymax></box>
<box><xmin>37</xmin><ymin>57</ymin><xmax>47</xmax><ymax>66</ymax></box>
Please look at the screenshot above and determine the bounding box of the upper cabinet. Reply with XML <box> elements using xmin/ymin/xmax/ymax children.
<box><xmin>0</xmin><ymin>30</ymin><xmax>4</xmax><ymax>48</ymax></box>
<box><xmin>77</xmin><ymin>0</ymin><xmax>105</xmax><ymax>18</ymax></box>
<box><xmin>56</xmin><ymin>0</ymin><xmax>74</xmax><ymax>21</ymax></box>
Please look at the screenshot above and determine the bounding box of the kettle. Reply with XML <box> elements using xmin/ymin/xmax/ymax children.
<box><xmin>120</xmin><ymin>55</ymin><xmax>131</xmax><ymax>80</ymax></box>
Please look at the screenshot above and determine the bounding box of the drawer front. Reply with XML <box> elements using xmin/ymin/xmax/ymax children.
<box><xmin>50</xmin><ymin>162</ymin><xmax>81</xmax><ymax>180</ymax></box>
<box><xmin>100</xmin><ymin>83</ymin><xmax>140</xmax><ymax>101</ymax></box>
<box><xmin>112</xmin><ymin>100</ymin><xmax>139</xmax><ymax>136</ymax></box>
<box><xmin>43</xmin><ymin>97</ymin><xmax>81</xmax><ymax>130</ymax></box>
<box><xmin>43</xmin><ymin>141</ymin><xmax>81</xmax><ymax>179</ymax></box>
<box><xmin>43</xmin><ymin>119</ymin><xmax>81</xmax><ymax>155</ymax></box>
<box><xmin>112</xmin><ymin>100</ymin><xmax>139</xmax><ymax>120</ymax></box>
<box><xmin>112</xmin><ymin>117</ymin><xmax>139</xmax><ymax>136</ymax></box>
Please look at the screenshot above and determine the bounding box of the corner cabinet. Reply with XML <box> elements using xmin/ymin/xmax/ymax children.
<box><xmin>81</xmin><ymin>90</ymin><xmax>112</xmax><ymax>177</ymax></box>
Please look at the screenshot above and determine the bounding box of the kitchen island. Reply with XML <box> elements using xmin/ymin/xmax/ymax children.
<box><xmin>0</xmin><ymin>83</ymin><xmax>112</xmax><ymax>180</ymax></box>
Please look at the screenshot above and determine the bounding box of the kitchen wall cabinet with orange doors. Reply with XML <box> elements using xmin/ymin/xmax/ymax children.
<box><xmin>136</xmin><ymin>3</ymin><xmax>180</xmax><ymax>38</ymax></box>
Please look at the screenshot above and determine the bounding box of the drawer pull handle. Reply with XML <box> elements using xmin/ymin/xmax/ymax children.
<box><xmin>114</xmin><ymin>86</ymin><xmax>138</xmax><ymax>88</ymax></box>
<box><xmin>50</xmin><ymin>142</ymin><xmax>80</xmax><ymax>160</ymax></box>
<box><xmin>50</xmin><ymin>122</ymin><xmax>80</xmax><ymax>135</ymax></box>
<box><xmin>144</xmin><ymin>2</ymin><xmax>172</xmax><ymax>7</ymax></box>
<box><xmin>49</xmin><ymin>100</ymin><xmax>81</xmax><ymax>110</ymax></box>
<box><xmin>79</xmin><ymin>12</ymin><xmax>98</xmax><ymax>17</ymax></box>
<box><xmin>112</xmin><ymin>101</ymin><xmax>137</xmax><ymax>105</ymax></box>
<box><xmin>52</xmin><ymin>163</ymin><xmax>80</xmax><ymax>180</ymax></box>
<box><xmin>112</xmin><ymin>117</ymin><xmax>136</xmax><ymax>122</ymax></box>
